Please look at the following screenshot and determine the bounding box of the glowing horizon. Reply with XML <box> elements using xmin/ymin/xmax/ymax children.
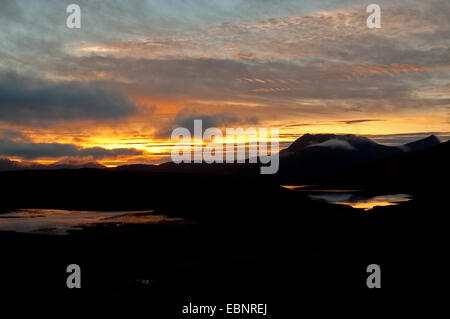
<box><xmin>1</xmin><ymin>0</ymin><xmax>449</xmax><ymax>166</ymax></box>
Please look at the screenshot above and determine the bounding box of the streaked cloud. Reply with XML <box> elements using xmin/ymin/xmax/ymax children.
<box><xmin>337</xmin><ymin>119</ymin><xmax>383</xmax><ymax>125</ymax></box>
<box><xmin>0</xmin><ymin>0</ymin><xmax>449</xmax><ymax>165</ymax></box>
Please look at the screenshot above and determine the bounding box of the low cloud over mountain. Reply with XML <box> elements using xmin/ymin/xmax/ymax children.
<box><xmin>0</xmin><ymin>139</ymin><xmax>143</xmax><ymax>160</ymax></box>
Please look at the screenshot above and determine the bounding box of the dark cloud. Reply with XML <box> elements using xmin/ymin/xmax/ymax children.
<box><xmin>337</xmin><ymin>119</ymin><xmax>383</xmax><ymax>125</ymax></box>
<box><xmin>0</xmin><ymin>139</ymin><xmax>143</xmax><ymax>160</ymax></box>
<box><xmin>0</xmin><ymin>0</ymin><xmax>22</xmax><ymax>21</ymax></box>
<box><xmin>156</xmin><ymin>109</ymin><xmax>259</xmax><ymax>138</ymax></box>
<box><xmin>0</xmin><ymin>0</ymin><xmax>448</xmax><ymax>134</ymax></box>
<box><xmin>0</xmin><ymin>128</ymin><xmax>30</xmax><ymax>142</ymax></box>
<box><xmin>174</xmin><ymin>111</ymin><xmax>257</xmax><ymax>129</ymax></box>
<box><xmin>0</xmin><ymin>72</ymin><xmax>138</xmax><ymax>125</ymax></box>
<box><xmin>16</xmin><ymin>0</ymin><xmax>445</xmax><ymax>123</ymax></box>
<box><xmin>284</xmin><ymin>119</ymin><xmax>383</xmax><ymax>127</ymax></box>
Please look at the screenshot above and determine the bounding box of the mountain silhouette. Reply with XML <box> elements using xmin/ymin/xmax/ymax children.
<box><xmin>0</xmin><ymin>135</ymin><xmax>447</xmax><ymax>212</ymax></box>
<box><xmin>277</xmin><ymin>134</ymin><xmax>440</xmax><ymax>175</ymax></box>
<box><xmin>403</xmin><ymin>134</ymin><xmax>440</xmax><ymax>152</ymax></box>
<box><xmin>282</xmin><ymin>133</ymin><xmax>373</xmax><ymax>153</ymax></box>
<box><xmin>112</xmin><ymin>134</ymin><xmax>441</xmax><ymax>176</ymax></box>
<box><xmin>0</xmin><ymin>134</ymin><xmax>442</xmax><ymax>174</ymax></box>
<box><xmin>353</xmin><ymin>138</ymin><xmax>449</xmax><ymax>182</ymax></box>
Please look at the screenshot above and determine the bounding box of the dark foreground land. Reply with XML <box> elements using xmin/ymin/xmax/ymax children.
<box><xmin>0</xmin><ymin>141</ymin><xmax>448</xmax><ymax>313</ymax></box>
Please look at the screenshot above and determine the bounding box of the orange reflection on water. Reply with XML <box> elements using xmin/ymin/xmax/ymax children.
<box><xmin>281</xmin><ymin>185</ymin><xmax>317</xmax><ymax>190</ymax></box>
<box><xmin>308</xmin><ymin>193</ymin><xmax>412</xmax><ymax>211</ymax></box>
<box><xmin>0</xmin><ymin>209</ymin><xmax>185</xmax><ymax>235</ymax></box>
<box><xmin>337</xmin><ymin>199</ymin><xmax>405</xmax><ymax>210</ymax></box>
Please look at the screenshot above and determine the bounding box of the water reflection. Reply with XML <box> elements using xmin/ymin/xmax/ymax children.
<box><xmin>281</xmin><ymin>185</ymin><xmax>412</xmax><ymax>211</ymax></box>
<box><xmin>0</xmin><ymin>209</ymin><xmax>185</xmax><ymax>235</ymax></box>
<box><xmin>308</xmin><ymin>193</ymin><xmax>412</xmax><ymax>210</ymax></box>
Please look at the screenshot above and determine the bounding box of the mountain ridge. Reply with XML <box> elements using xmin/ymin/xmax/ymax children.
<box><xmin>0</xmin><ymin>134</ymin><xmax>441</xmax><ymax>173</ymax></box>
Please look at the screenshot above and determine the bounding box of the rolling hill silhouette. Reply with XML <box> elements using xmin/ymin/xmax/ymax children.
<box><xmin>0</xmin><ymin>158</ymin><xmax>105</xmax><ymax>171</ymax></box>
<box><xmin>0</xmin><ymin>134</ymin><xmax>442</xmax><ymax>176</ymax></box>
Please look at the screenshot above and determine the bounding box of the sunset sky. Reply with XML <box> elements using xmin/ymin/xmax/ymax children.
<box><xmin>0</xmin><ymin>0</ymin><xmax>449</xmax><ymax>166</ymax></box>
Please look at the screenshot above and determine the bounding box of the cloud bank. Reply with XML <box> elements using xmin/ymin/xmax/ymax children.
<box><xmin>0</xmin><ymin>72</ymin><xmax>138</xmax><ymax>125</ymax></box>
<box><xmin>0</xmin><ymin>139</ymin><xmax>143</xmax><ymax>160</ymax></box>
